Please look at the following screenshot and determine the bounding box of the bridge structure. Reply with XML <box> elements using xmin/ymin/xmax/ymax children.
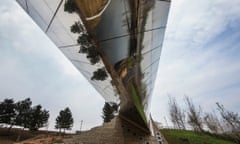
<box><xmin>16</xmin><ymin>0</ymin><xmax>171</xmax><ymax>140</ymax></box>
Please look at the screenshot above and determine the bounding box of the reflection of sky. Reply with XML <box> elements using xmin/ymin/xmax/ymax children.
<box><xmin>1</xmin><ymin>0</ymin><xmax>240</xmax><ymax>132</ymax></box>
<box><xmin>16</xmin><ymin>0</ymin><xmax>120</xmax><ymax>104</ymax></box>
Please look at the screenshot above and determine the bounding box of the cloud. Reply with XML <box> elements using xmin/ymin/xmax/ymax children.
<box><xmin>1</xmin><ymin>0</ymin><xmax>240</xmax><ymax>130</ymax></box>
<box><xmin>151</xmin><ymin>0</ymin><xmax>240</xmax><ymax>125</ymax></box>
<box><xmin>0</xmin><ymin>0</ymin><xmax>104</xmax><ymax>131</ymax></box>
<box><xmin>0</xmin><ymin>0</ymin><xmax>80</xmax><ymax>78</ymax></box>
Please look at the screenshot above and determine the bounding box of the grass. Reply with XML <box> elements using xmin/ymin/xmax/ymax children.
<box><xmin>161</xmin><ymin>129</ymin><xmax>235</xmax><ymax>144</ymax></box>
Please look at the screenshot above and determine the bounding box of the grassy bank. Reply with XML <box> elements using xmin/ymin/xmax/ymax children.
<box><xmin>0</xmin><ymin>127</ymin><xmax>65</xmax><ymax>143</ymax></box>
<box><xmin>161</xmin><ymin>129</ymin><xmax>235</xmax><ymax>144</ymax></box>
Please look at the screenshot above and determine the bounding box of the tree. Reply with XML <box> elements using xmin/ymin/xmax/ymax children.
<box><xmin>216</xmin><ymin>103</ymin><xmax>240</xmax><ymax>142</ymax></box>
<box><xmin>15</xmin><ymin>98</ymin><xmax>32</xmax><ymax>129</ymax></box>
<box><xmin>91</xmin><ymin>67</ymin><xmax>108</xmax><ymax>81</ymax></box>
<box><xmin>102</xmin><ymin>102</ymin><xmax>116</xmax><ymax>123</ymax></box>
<box><xmin>216</xmin><ymin>103</ymin><xmax>240</xmax><ymax>132</ymax></box>
<box><xmin>204</xmin><ymin>112</ymin><xmax>223</xmax><ymax>133</ymax></box>
<box><xmin>185</xmin><ymin>96</ymin><xmax>203</xmax><ymax>132</ymax></box>
<box><xmin>55</xmin><ymin>107</ymin><xmax>74</xmax><ymax>133</ymax></box>
<box><xmin>168</xmin><ymin>96</ymin><xmax>186</xmax><ymax>130</ymax></box>
<box><xmin>26</xmin><ymin>105</ymin><xmax>49</xmax><ymax>131</ymax></box>
<box><xmin>0</xmin><ymin>99</ymin><xmax>16</xmax><ymax>131</ymax></box>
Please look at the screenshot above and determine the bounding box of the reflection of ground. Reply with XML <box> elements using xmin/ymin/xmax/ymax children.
<box><xmin>85</xmin><ymin>0</ymin><xmax>111</xmax><ymax>21</ymax></box>
<box><xmin>75</xmin><ymin>0</ymin><xmax>110</xmax><ymax>29</ymax></box>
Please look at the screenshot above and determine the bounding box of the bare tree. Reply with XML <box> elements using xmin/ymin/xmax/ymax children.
<box><xmin>185</xmin><ymin>96</ymin><xmax>203</xmax><ymax>132</ymax></box>
<box><xmin>216</xmin><ymin>102</ymin><xmax>240</xmax><ymax>133</ymax></box>
<box><xmin>204</xmin><ymin>112</ymin><xmax>223</xmax><ymax>134</ymax></box>
<box><xmin>216</xmin><ymin>103</ymin><xmax>240</xmax><ymax>143</ymax></box>
<box><xmin>168</xmin><ymin>96</ymin><xmax>186</xmax><ymax>130</ymax></box>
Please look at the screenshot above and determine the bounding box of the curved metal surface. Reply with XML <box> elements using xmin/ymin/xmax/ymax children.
<box><xmin>16</xmin><ymin>0</ymin><xmax>170</xmax><ymax>131</ymax></box>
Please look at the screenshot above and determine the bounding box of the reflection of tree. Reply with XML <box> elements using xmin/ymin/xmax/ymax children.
<box><xmin>70</xmin><ymin>22</ymin><xmax>83</xmax><ymax>34</ymax></box>
<box><xmin>76</xmin><ymin>33</ymin><xmax>107</xmax><ymax>79</ymax></box>
<box><xmin>77</xmin><ymin>34</ymin><xmax>101</xmax><ymax>65</ymax></box>
<box><xmin>87</xmin><ymin>46</ymin><xmax>101</xmax><ymax>65</ymax></box>
<box><xmin>64</xmin><ymin>0</ymin><xmax>77</xmax><ymax>13</ymax></box>
<box><xmin>79</xmin><ymin>45</ymin><xmax>88</xmax><ymax>53</ymax></box>
<box><xmin>91</xmin><ymin>67</ymin><xmax>108</xmax><ymax>81</ymax></box>
<box><xmin>77</xmin><ymin>33</ymin><xmax>89</xmax><ymax>44</ymax></box>
<box><xmin>139</xmin><ymin>0</ymin><xmax>155</xmax><ymax>44</ymax></box>
<box><xmin>127</xmin><ymin>0</ymin><xmax>156</xmax><ymax>108</ymax></box>
<box><xmin>65</xmin><ymin>2</ymin><xmax>108</xmax><ymax>81</ymax></box>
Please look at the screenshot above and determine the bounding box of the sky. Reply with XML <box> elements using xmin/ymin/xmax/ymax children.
<box><xmin>1</xmin><ymin>0</ymin><xmax>240</xmax><ymax>132</ymax></box>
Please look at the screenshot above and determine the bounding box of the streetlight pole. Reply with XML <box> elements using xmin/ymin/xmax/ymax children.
<box><xmin>80</xmin><ymin>120</ymin><xmax>83</xmax><ymax>133</ymax></box>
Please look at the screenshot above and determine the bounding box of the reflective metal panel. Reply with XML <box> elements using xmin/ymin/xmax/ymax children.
<box><xmin>16</xmin><ymin>0</ymin><xmax>121</xmax><ymax>104</ymax></box>
<box><xmin>16</xmin><ymin>0</ymin><xmax>170</xmax><ymax>130</ymax></box>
